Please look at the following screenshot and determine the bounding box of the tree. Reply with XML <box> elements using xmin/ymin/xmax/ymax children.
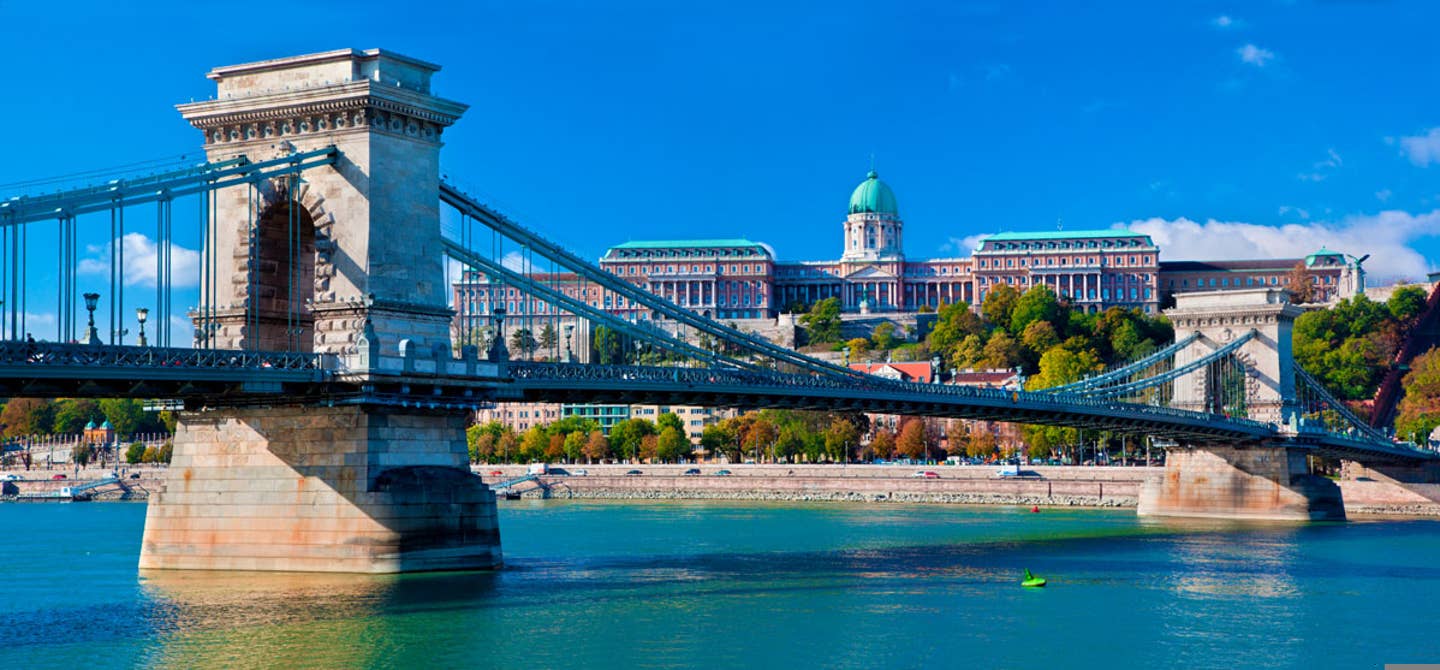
<box><xmin>98</xmin><ymin>399</ymin><xmax>147</xmax><ymax>438</ymax></box>
<box><xmin>845</xmin><ymin>337</ymin><xmax>871</xmax><ymax>360</ymax></box>
<box><xmin>897</xmin><ymin>419</ymin><xmax>928</xmax><ymax>460</ymax></box>
<box><xmin>609</xmin><ymin>418</ymin><xmax>655</xmax><ymax>461</ymax></box>
<box><xmin>1285</xmin><ymin>261</ymin><xmax>1315</xmax><ymax>304</ymax></box>
<box><xmin>1388</xmin><ymin>285</ymin><xmax>1429</xmax><ymax>325</ymax></box>
<box><xmin>71</xmin><ymin>443</ymin><xmax>92</xmax><ymax>467</ymax></box>
<box><xmin>656</xmin><ymin>426</ymin><xmax>688</xmax><ymax>463</ymax></box>
<box><xmin>1010</xmin><ymin>284</ymin><xmax>1062</xmax><ymax>336</ymax></box>
<box><xmin>656</xmin><ymin>412</ymin><xmax>684</xmax><ymax>435</ymax></box>
<box><xmin>1020</xmin><ymin>320</ymin><xmax>1060</xmax><ymax>363</ymax></box>
<box><xmin>520</xmin><ymin>426</ymin><xmax>548</xmax><ymax>462</ymax></box>
<box><xmin>545</xmin><ymin>434</ymin><xmax>566</xmax><ymax>462</ymax></box>
<box><xmin>700</xmin><ymin>423</ymin><xmax>733</xmax><ymax>458</ymax></box>
<box><xmin>563</xmin><ymin>431</ymin><xmax>586</xmax><ymax>462</ymax></box>
<box><xmin>509</xmin><ymin>328</ymin><xmax>539</xmax><ymax>359</ymax></box>
<box><xmin>638</xmin><ymin>434</ymin><xmax>659</xmax><ymax>462</ymax></box>
<box><xmin>872</xmin><ymin>322</ymin><xmax>898</xmax><ymax>350</ymax></box>
<box><xmin>1027</xmin><ymin>347</ymin><xmax>1104</xmax><ymax>391</ymax></box>
<box><xmin>1397</xmin><ymin>347</ymin><xmax>1440</xmax><ymax>445</ymax></box>
<box><xmin>823</xmin><ymin>417</ymin><xmax>860</xmax><ymax>463</ymax></box>
<box><xmin>950</xmin><ymin>334</ymin><xmax>986</xmax><ymax>369</ymax></box>
<box><xmin>583</xmin><ymin>430</ymin><xmax>611</xmax><ymax>462</ymax></box>
<box><xmin>538</xmin><ymin>322</ymin><xmax>558</xmax><ymax>356</ymax></box>
<box><xmin>967</xmin><ymin>428</ymin><xmax>997</xmax><ymax>459</ymax></box>
<box><xmin>1</xmin><ymin>398</ymin><xmax>54</xmax><ymax>438</ymax></box>
<box><xmin>926</xmin><ymin>301</ymin><xmax>984</xmax><ymax>359</ymax></box>
<box><xmin>497</xmin><ymin>432</ymin><xmax>517</xmax><ymax>462</ymax></box>
<box><xmin>52</xmin><ymin>398</ymin><xmax>102</xmax><ymax>434</ymax></box>
<box><xmin>593</xmin><ymin>325</ymin><xmax>621</xmax><ymax>364</ymax></box>
<box><xmin>125</xmin><ymin>442</ymin><xmax>146</xmax><ymax>464</ymax></box>
<box><xmin>981</xmin><ymin>284</ymin><xmax>1021</xmax><ymax>332</ymax></box>
<box><xmin>742</xmin><ymin>417</ymin><xmax>778</xmax><ymax>462</ymax></box>
<box><xmin>979</xmin><ymin>330</ymin><xmax>1023</xmax><ymax>370</ymax></box>
<box><xmin>800</xmin><ymin>297</ymin><xmax>843</xmax><ymax>344</ymax></box>
<box><xmin>871</xmin><ymin>429</ymin><xmax>896</xmax><ymax>460</ymax></box>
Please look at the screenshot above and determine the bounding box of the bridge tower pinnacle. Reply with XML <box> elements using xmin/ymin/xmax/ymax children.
<box><xmin>177</xmin><ymin>48</ymin><xmax>467</xmax><ymax>355</ymax></box>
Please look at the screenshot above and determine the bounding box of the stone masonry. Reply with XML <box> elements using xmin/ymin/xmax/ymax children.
<box><xmin>140</xmin><ymin>406</ymin><xmax>501</xmax><ymax>573</ymax></box>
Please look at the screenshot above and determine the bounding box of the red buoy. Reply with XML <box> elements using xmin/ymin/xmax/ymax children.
<box><xmin>1031</xmin><ymin>506</ymin><xmax>1040</xmax><ymax>513</ymax></box>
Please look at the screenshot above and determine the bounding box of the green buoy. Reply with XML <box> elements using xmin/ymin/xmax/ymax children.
<box><xmin>1022</xmin><ymin>568</ymin><xmax>1047</xmax><ymax>588</ymax></box>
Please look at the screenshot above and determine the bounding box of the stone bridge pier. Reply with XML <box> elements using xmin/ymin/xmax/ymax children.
<box><xmin>1138</xmin><ymin>289</ymin><xmax>1345</xmax><ymax>520</ymax></box>
<box><xmin>139</xmin><ymin>49</ymin><xmax>501</xmax><ymax>573</ymax></box>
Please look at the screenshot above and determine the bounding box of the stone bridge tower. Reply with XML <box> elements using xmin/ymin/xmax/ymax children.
<box><xmin>176</xmin><ymin>49</ymin><xmax>466</xmax><ymax>355</ymax></box>
<box><xmin>1166</xmin><ymin>288</ymin><xmax>1301</xmax><ymax>426</ymax></box>
<box><xmin>1140</xmin><ymin>288</ymin><xmax>1342</xmax><ymax>521</ymax></box>
<box><xmin>141</xmin><ymin>50</ymin><xmax>500</xmax><ymax>574</ymax></box>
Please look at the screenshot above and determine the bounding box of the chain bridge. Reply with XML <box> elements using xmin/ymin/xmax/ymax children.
<box><xmin>2</xmin><ymin>49</ymin><xmax>1434</xmax><ymax>573</ymax></box>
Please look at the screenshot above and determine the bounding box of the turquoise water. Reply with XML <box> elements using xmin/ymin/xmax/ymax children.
<box><xmin>5</xmin><ymin>500</ymin><xmax>1439</xmax><ymax>668</ymax></box>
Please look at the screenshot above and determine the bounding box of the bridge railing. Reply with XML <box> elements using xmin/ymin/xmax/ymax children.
<box><xmin>506</xmin><ymin>361</ymin><xmax>1275</xmax><ymax>431</ymax></box>
<box><xmin>0</xmin><ymin>341</ymin><xmax>328</xmax><ymax>373</ymax></box>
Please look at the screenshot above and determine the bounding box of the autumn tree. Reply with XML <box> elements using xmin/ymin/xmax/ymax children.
<box><xmin>1397</xmin><ymin>347</ymin><xmax>1440</xmax><ymax>445</ymax></box>
<box><xmin>638</xmin><ymin>434</ymin><xmax>659</xmax><ymax>462</ymax></box>
<box><xmin>897</xmin><ymin>419</ymin><xmax>929</xmax><ymax>460</ymax></box>
<box><xmin>1285</xmin><ymin>261</ymin><xmax>1315</xmax><ymax>304</ymax></box>
<box><xmin>967</xmin><ymin>428</ymin><xmax>998</xmax><ymax>459</ymax></box>
<box><xmin>982</xmin><ymin>284</ymin><xmax>1021</xmax><ymax>332</ymax></box>
<box><xmin>1</xmin><ymin>398</ymin><xmax>53</xmax><ymax>438</ymax></box>
<box><xmin>870</xmin><ymin>429</ymin><xmax>896</xmax><ymax>460</ymax></box>
<box><xmin>583</xmin><ymin>430</ymin><xmax>611</xmax><ymax>463</ymax></box>
<box><xmin>823</xmin><ymin>417</ymin><xmax>860</xmax><ymax>463</ymax></box>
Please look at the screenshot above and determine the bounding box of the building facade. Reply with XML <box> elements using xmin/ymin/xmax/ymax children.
<box><xmin>452</xmin><ymin>170</ymin><xmax>1369</xmax><ymax>339</ymax></box>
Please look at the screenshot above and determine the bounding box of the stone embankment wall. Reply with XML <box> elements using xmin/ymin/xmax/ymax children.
<box><xmin>484</xmin><ymin>464</ymin><xmax>1150</xmax><ymax>508</ymax></box>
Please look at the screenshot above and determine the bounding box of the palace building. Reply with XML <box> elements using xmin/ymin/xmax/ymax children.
<box><xmin>452</xmin><ymin>169</ymin><xmax>1365</xmax><ymax>335</ymax></box>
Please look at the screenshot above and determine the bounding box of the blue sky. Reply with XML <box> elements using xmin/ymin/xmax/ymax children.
<box><xmin>1</xmin><ymin>0</ymin><xmax>1438</xmax><ymax>342</ymax></box>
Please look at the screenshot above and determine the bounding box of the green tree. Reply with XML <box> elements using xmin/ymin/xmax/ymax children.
<box><xmin>608</xmin><ymin>418</ymin><xmax>655</xmax><ymax>461</ymax></box>
<box><xmin>98</xmin><ymin>399</ymin><xmax>146</xmax><ymax>438</ymax></box>
<box><xmin>950</xmin><ymin>334</ymin><xmax>986</xmax><ymax>369</ymax></box>
<box><xmin>509</xmin><ymin>328</ymin><xmax>539</xmax><ymax>359</ymax></box>
<box><xmin>800</xmin><ymin>297</ymin><xmax>843</xmax><ymax>344</ymax></box>
<box><xmin>563</xmin><ymin>430</ymin><xmax>586</xmax><ymax>462</ymax></box>
<box><xmin>538</xmin><ymin>322</ymin><xmax>558</xmax><ymax>356</ymax></box>
<box><xmin>926</xmin><ymin>301</ymin><xmax>984</xmax><ymax>359</ymax></box>
<box><xmin>700</xmin><ymin>423</ymin><xmax>733</xmax><ymax>458</ymax></box>
<box><xmin>656</xmin><ymin>426</ymin><xmax>688</xmax><ymax>463</ymax></box>
<box><xmin>593</xmin><ymin>325</ymin><xmax>621</xmax><ymax>364</ymax></box>
<box><xmin>872</xmin><ymin>322</ymin><xmax>898</xmax><ymax>350</ymax></box>
<box><xmin>71</xmin><ymin>443</ymin><xmax>92</xmax><ymax>467</ymax></box>
<box><xmin>1020</xmin><ymin>320</ymin><xmax>1060</xmax><ymax>364</ymax></box>
<box><xmin>656</xmin><ymin>412</ymin><xmax>684</xmax><ymax>435</ymax></box>
<box><xmin>1388</xmin><ymin>285</ymin><xmax>1429</xmax><ymax>325</ymax></box>
<box><xmin>1</xmin><ymin>398</ymin><xmax>54</xmax><ymax>438</ymax></box>
<box><xmin>52</xmin><ymin>399</ymin><xmax>103</xmax><ymax>434</ymax></box>
<box><xmin>1026</xmin><ymin>347</ymin><xmax>1104</xmax><ymax>391</ymax></box>
<box><xmin>125</xmin><ymin>442</ymin><xmax>146</xmax><ymax>464</ymax></box>
<box><xmin>1010</xmin><ymin>284</ymin><xmax>1062</xmax><ymax>336</ymax></box>
<box><xmin>981</xmin><ymin>284</ymin><xmax>1021</xmax><ymax>332</ymax></box>
<box><xmin>520</xmin><ymin>426</ymin><xmax>548</xmax><ymax>462</ymax></box>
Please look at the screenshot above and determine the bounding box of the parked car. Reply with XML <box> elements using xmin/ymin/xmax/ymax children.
<box><xmin>624</xmin><ymin>469</ymin><xmax>643</xmax><ymax>476</ymax></box>
<box><xmin>713</xmin><ymin>469</ymin><xmax>733</xmax><ymax>476</ymax></box>
<box><xmin>51</xmin><ymin>474</ymin><xmax>67</xmax><ymax>480</ymax></box>
<box><xmin>911</xmin><ymin>471</ymin><xmax>940</xmax><ymax>479</ymax></box>
<box><xmin>128</xmin><ymin>473</ymin><xmax>142</xmax><ymax>479</ymax></box>
<box><xmin>488</xmin><ymin>470</ymin><xmax>503</xmax><ymax>477</ymax></box>
<box><xmin>548</xmin><ymin>468</ymin><xmax>571</xmax><ymax>476</ymax></box>
<box><xmin>682</xmin><ymin>468</ymin><xmax>701</xmax><ymax>476</ymax></box>
<box><xmin>572</xmin><ymin>469</ymin><xmax>588</xmax><ymax>476</ymax></box>
<box><xmin>0</xmin><ymin>473</ymin><xmax>21</xmax><ymax>481</ymax></box>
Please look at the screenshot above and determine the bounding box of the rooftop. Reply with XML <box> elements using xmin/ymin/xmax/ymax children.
<box><xmin>981</xmin><ymin>229</ymin><xmax>1147</xmax><ymax>242</ymax></box>
<box><xmin>610</xmin><ymin>239</ymin><xmax>765</xmax><ymax>250</ymax></box>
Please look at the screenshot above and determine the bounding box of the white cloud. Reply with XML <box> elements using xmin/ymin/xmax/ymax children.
<box><xmin>1278</xmin><ymin>206</ymin><xmax>1311</xmax><ymax>220</ymax></box>
<box><xmin>1237</xmin><ymin>43</ymin><xmax>1275</xmax><ymax>67</ymax></box>
<box><xmin>77</xmin><ymin>233</ymin><xmax>199</xmax><ymax>289</ymax></box>
<box><xmin>1376</xmin><ymin>189</ymin><xmax>1393</xmax><ymax>203</ymax></box>
<box><xmin>1123</xmin><ymin>211</ymin><xmax>1437</xmax><ymax>281</ymax></box>
<box><xmin>501</xmin><ymin>250</ymin><xmax>534</xmax><ymax>274</ymax></box>
<box><xmin>1209</xmin><ymin>14</ymin><xmax>1244</xmax><ymax>28</ymax></box>
<box><xmin>1297</xmin><ymin>148</ymin><xmax>1342</xmax><ymax>182</ymax></box>
<box><xmin>1396</xmin><ymin>128</ymin><xmax>1440</xmax><ymax>166</ymax></box>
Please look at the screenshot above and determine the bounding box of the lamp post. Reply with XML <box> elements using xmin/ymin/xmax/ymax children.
<box><xmin>931</xmin><ymin>356</ymin><xmax>941</xmax><ymax>383</ymax></box>
<box><xmin>136</xmin><ymin>308</ymin><xmax>149</xmax><ymax>347</ymax></box>
<box><xmin>563</xmin><ymin>323</ymin><xmax>574</xmax><ymax>363</ymax></box>
<box><xmin>842</xmin><ymin>346</ymin><xmax>851</xmax><ymax>367</ymax></box>
<box><xmin>83</xmin><ymin>293</ymin><xmax>101</xmax><ymax>345</ymax></box>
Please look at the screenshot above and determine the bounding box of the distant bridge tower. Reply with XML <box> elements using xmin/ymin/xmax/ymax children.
<box><xmin>1140</xmin><ymin>288</ymin><xmax>1343</xmax><ymax>521</ymax></box>
<box><xmin>1166</xmin><ymin>288</ymin><xmax>1301</xmax><ymax>426</ymax></box>
<box><xmin>141</xmin><ymin>50</ymin><xmax>500</xmax><ymax>574</ymax></box>
<box><xmin>176</xmin><ymin>49</ymin><xmax>467</xmax><ymax>355</ymax></box>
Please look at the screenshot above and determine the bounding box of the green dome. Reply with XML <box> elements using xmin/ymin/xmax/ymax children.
<box><xmin>848</xmin><ymin>170</ymin><xmax>898</xmax><ymax>216</ymax></box>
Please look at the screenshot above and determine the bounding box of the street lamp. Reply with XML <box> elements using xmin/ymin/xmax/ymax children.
<box><xmin>931</xmin><ymin>355</ymin><xmax>942</xmax><ymax>383</ymax></box>
<box><xmin>842</xmin><ymin>346</ymin><xmax>851</xmax><ymax>367</ymax></box>
<box><xmin>136</xmin><ymin>308</ymin><xmax>149</xmax><ymax>347</ymax></box>
<box><xmin>83</xmin><ymin>293</ymin><xmax>101</xmax><ymax>345</ymax></box>
<box><xmin>563</xmin><ymin>323</ymin><xmax>574</xmax><ymax>363</ymax></box>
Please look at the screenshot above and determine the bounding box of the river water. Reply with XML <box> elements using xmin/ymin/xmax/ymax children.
<box><xmin>5</xmin><ymin>500</ymin><xmax>1438</xmax><ymax>668</ymax></box>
